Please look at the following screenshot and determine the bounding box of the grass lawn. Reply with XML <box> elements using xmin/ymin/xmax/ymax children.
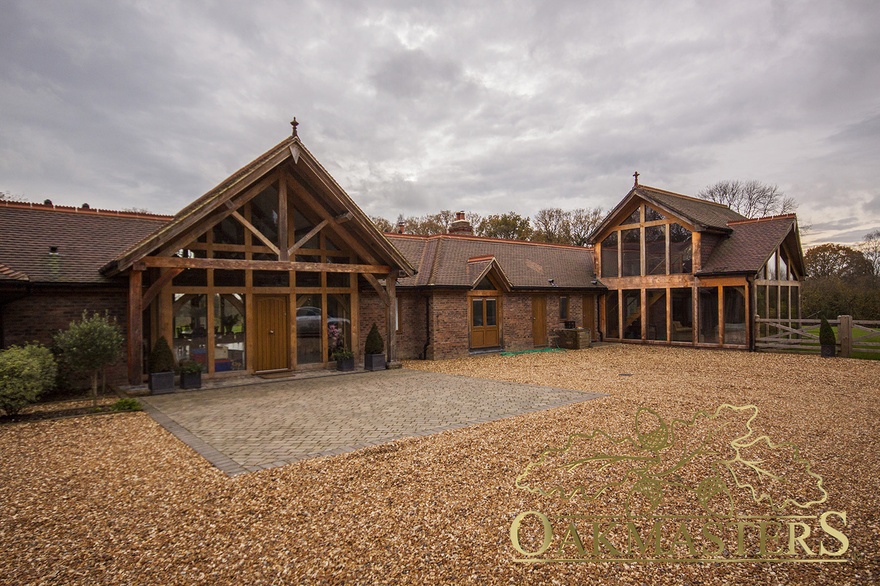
<box><xmin>1</xmin><ymin>345</ymin><xmax>878</xmax><ymax>585</ymax></box>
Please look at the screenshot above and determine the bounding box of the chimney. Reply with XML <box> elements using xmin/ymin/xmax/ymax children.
<box><xmin>448</xmin><ymin>210</ymin><xmax>473</xmax><ymax>235</ymax></box>
<box><xmin>397</xmin><ymin>220</ymin><xmax>406</xmax><ymax>234</ymax></box>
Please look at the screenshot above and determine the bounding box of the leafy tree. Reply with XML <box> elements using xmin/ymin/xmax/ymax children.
<box><xmin>697</xmin><ymin>180</ymin><xmax>796</xmax><ymax>218</ymax></box>
<box><xmin>476</xmin><ymin>212</ymin><xmax>533</xmax><ymax>240</ymax></box>
<box><xmin>532</xmin><ymin>208</ymin><xmax>571</xmax><ymax>244</ymax></box>
<box><xmin>0</xmin><ymin>343</ymin><xmax>57</xmax><ymax>416</ymax></box>
<box><xmin>804</xmin><ymin>243</ymin><xmax>874</xmax><ymax>279</ymax></box>
<box><xmin>859</xmin><ymin>229</ymin><xmax>880</xmax><ymax>276</ymax></box>
<box><xmin>54</xmin><ymin>311</ymin><xmax>125</xmax><ymax>407</ymax></box>
<box><xmin>371</xmin><ymin>215</ymin><xmax>393</xmax><ymax>233</ymax></box>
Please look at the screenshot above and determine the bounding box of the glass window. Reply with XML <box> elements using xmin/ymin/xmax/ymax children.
<box><xmin>474</xmin><ymin>277</ymin><xmax>496</xmax><ymax>290</ymax></box>
<box><xmin>173</xmin><ymin>294</ymin><xmax>208</xmax><ymax>370</ymax></box>
<box><xmin>296</xmin><ymin>294</ymin><xmax>323</xmax><ymax>364</ymax></box>
<box><xmin>723</xmin><ymin>287</ymin><xmax>746</xmax><ymax>345</ymax></box>
<box><xmin>250</xmin><ymin>184</ymin><xmax>279</xmax><ymax>245</ymax></box>
<box><xmin>623</xmin><ymin>207</ymin><xmax>640</xmax><ymax>225</ymax></box>
<box><xmin>293</xmin><ymin>209</ymin><xmax>319</xmax><ymax>249</ymax></box>
<box><xmin>606</xmin><ymin>292</ymin><xmax>620</xmax><ymax>339</ymax></box>
<box><xmin>327</xmin><ymin>294</ymin><xmax>351</xmax><ymax>359</ymax></box>
<box><xmin>645</xmin><ymin>207</ymin><xmax>666</xmax><ymax>222</ymax></box>
<box><xmin>327</xmin><ymin>257</ymin><xmax>351</xmax><ymax>288</ymax></box>
<box><xmin>699</xmin><ymin>287</ymin><xmax>719</xmax><ymax>344</ymax></box>
<box><xmin>214</xmin><ymin>251</ymin><xmax>245</xmax><ymax>287</ymax></box>
<box><xmin>780</xmin><ymin>286</ymin><xmax>790</xmax><ymax>321</ymax></box>
<box><xmin>472</xmin><ymin>299</ymin><xmax>484</xmax><ymax>327</ymax></box>
<box><xmin>669</xmin><ymin>224</ymin><xmax>692</xmax><ymax>274</ymax></box>
<box><xmin>647</xmin><ymin>289</ymin><xmax>666</xmax><ymax>341</ymax></box>
<box><xmin>172</xmin><ymin>249</ymin><xmax>207</xmax><ymax>287</ymax></box>
<box><xmin>671</xmin><ymin>288</ymin><xmax>693</xmax><ymax>342</ymax></box>
<box><xmin>756</xmin><ymin>285</ymin><xmax>767</xmax><ymax>338</ymax></box>
<box><xmin>621</xmin><ymin>228</ymin><xmax>641</xmax><ymax>277</ymax></box>
<box><xmin>778</xmin><ymin>250</ymin><xmax>788</xmax><ymax>281</ymax></box>
<box><xmin>769</xmin><ymin>286</ymin><xmax>778</xmax><ymax>319</ymax></box>
<box><xmin>601</xmin><ymin>232</ymin><xmax>618</xmax><ymax>278</ymax></box>
<box><xmin>214</xmin><ymin>294</ymin><xmax>245</xmax><ymax>371</ymax></box>
<box><xmin>623</xmin><ymin>289</ymin><xmax>642</xmax><ymax>339</ymax></box>
<box><xmin>559</xmin><ymin>296</ymin><xmax>569</xmax><ymax>320</ymax></box>
<box><xmin>486</xmin><ymin>298</ymin><xmax>497</xmax><ymax>326</ymax></box>
<box><xmin>791</xmin><ymin>286</ymin><xmax>800</xmax><ymax>320</ymax></box>
<box><xmin>645</xmin><ymin>225</ymin><xmax>666</xmax><ymax>275</ymax></box>
<box><xmin>767</xmin><ymin>251</ymin><xmax>778</xmax><ymax>280</ymax></box>
<box><xmin>213</xmin><ymin>216</ymin><xmax>245</xmax><ymax>245</ymax></box>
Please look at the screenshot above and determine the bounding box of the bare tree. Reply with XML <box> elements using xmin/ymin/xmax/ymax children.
<box><xmin>568</xmin><ymin>207</ymin><xmax>604</xmax><ymax>247</ymax></box>
<box><xmin>532</xmin><ymin>208</ymin><xmax>571</xmax><ymax>243</ymax></box>
<box><xmin>860</xmin><ymin>229</ymin><xmax>880</xmax><ymax>276</ymax></box>
<box><xmin>697</xmin><ymin>180</ymin><xmax>797</xmax><ymax>218</ymax></box>
<box><xmin>371</xmin><ymin>215</ymin><xmax>393</xmax><ymax>232</ymax></box>
<box><xmin>0</xmin><ymin>190</ymin><xmax>26</xmax><ymax>202</ymax></box>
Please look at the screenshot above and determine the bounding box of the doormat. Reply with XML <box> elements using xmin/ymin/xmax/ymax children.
<box><xmin>501</xmin><ymin>348</ymin><xmax>565</xmax><ymax>357</ymax></box>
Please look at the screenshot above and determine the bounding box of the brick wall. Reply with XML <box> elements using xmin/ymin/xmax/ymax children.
<box><xmin>1</xmin><ymin>287</ymin><xmax>130</xmax><ymax>385</ymax></box>
<box><xmin>427</xmin><ymin>290</ymin><xmax>470</xmax><ymax>360</ymax></box>
<box><xmin>358</xmin><ymin>290</ymin><xmax>428</xmax><ymax>360</ymax></box>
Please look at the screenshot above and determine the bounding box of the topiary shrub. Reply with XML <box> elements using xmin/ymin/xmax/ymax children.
<box><xmin>819</xmin><ymin>316</ymin><xmax>836</xmax><ymax>358</ymax></box>
<box><xmin>149</xmin><ymin>337</ymin><xmax>176</xmax><ymax>374</ymax></box>
<box><xmin>365</xmin><ymin>323</ymin><xmax>384</xmax><ymax>355</ymax></box>
<box><xmin>0</xmin><ymin>343</ymin><xmax>57</xmax><ymax>416</ymax></box>
<box><xmin>54</xmin><ymin>311</ymin><xmax>124</xmax><ymax>407</ymax></box>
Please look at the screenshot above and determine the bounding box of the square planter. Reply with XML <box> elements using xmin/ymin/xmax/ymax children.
<box><xmin>336</xmin><ymin>357</ymin><xmax>355</xmax><ymax>371</ymax></box>
<box><xmin>149</xmin><ymin>371</ymin><xmax>175</xmax><ymax>394</ymax></box>
<box><xmin>364</xmin><ymin>353</ymin><xmax>386</xmax><ymax>371</ymax></box>
<box><xmin>821</xmin><ymin>344</ymin><xmax>836</xmax><ymax>358</ymax></box>
<box><xmin>180</xmin><ymin>371</ymin><xmax>202</xmax><ymax>389</ymax></box>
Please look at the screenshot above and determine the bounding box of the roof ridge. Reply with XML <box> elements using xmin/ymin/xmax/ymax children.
<box><xmin>0</xmin><ymin>200</ymin><xmax>172</xmax><ymax>221</ymax></box>
<box><xmin>727</xmin><ymin>214</ymin><xmax>797</xmax><ymax>226</ymax></box>
<box><xmin>385</xmin><ymin>232</ymin><xmax>594</xmax><ymax>251</ymax></box>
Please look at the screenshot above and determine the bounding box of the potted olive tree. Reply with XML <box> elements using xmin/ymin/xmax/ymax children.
<box><xmin>148</xmin><ymin>337</ymin><xmax>176</xmax><ymax>393</ymax></box>
<box><xmin>177</xmin><ymin>359</ymin><xmax>203</xmax><ymax>390</ymax></box>
<box><xmin>332</xmin><ymin>347</ymin><xmax>355</xmax><ymax>371</ymax></box>
<box><xmin>364</xmin><ymin>323</ymin><xmax>386</xmax><ymax>371</ymax></box>
<box><xmin>819</xmin><ymin>316</ymin><xmax>836</xmax><ymax>358</ymax></box>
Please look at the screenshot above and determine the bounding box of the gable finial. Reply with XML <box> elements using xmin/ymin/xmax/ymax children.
<box><xmin>290</xmin><ymin>117</ymin><xmax>299</xmax><ymax>138</ymax></box>
<box><xmin>633</xmin><ymin>171</ymin><xmax>640</xmax><ymax>187</ymax></box>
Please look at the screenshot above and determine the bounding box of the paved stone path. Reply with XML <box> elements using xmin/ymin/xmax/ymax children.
<box><xmin>142</xmin><ymin>368</ymin><xmax>601</xmax><ymax>476</ymax></box>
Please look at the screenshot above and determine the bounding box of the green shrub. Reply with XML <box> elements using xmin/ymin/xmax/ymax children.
<box><xmin>819</xmin><ymin>316</ymin><xmax>836</xmax><ymax>347</ymax></box>
<box><xmin>332</xmin><ymin>348</ymin><xmax>354</xmax><ymax>360</ymax></box>
<box><xmin>176</xmin><ymin>359</ymin><xmax>203</xmax><ymax>375</ymax></box>
<box><xmin>365</xmin><ymin>323</ymin><xmax>384</xmax><ymax>355</ymax></box>
<box><xmin>54</xmin><ymin>311</ymin><xmax>124</xmax><ymax>406</ymax></box>
<box><xmin>149</xmin><ymin>337</ymin><xmax>176</xmax><ymax>374</ymax></box>
<box><xmin>0</xmin><ymin>343</ymin><xmax>57</xmax><ymax>416</ymax></box>
<box><xmin>110</xmin><ymin>398</ymin><xmax>142</xmax><ymax>412</ymax></box>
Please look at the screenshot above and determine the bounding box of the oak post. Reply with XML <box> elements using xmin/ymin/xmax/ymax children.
<box><xmin>838</xmin><ymin>314</ymin><xmax>853</xmax><ymax>358</ymax></box>
<box><xmin>386</xmin><ymin>273</ymin><xmax>399</xmax><ymax>367</ymax></box>
<box><xmin>128</xmin><ymin>269</ymin><xmax>144</xmax><ymax>385</ymax></box>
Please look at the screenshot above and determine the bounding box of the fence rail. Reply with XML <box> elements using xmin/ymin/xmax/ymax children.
<box><xmin>755</xmin><ymin>316</ymin><xmax>880</xmax><ymax>358</ymax></box>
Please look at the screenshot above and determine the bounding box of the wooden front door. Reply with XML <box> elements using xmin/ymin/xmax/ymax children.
<box><xmin>532</xmin><ymin>296</ymin><xmax>547</xmax><ymax>346</ymax></box>
<box><xmin>254</xmin><ymin>295</ymin><xmax>289</xmax><ymax>371</ymax></box>
<box><xmin>470</xmin><ymin>296</ymin><xmax>500</xmax><ymax>348</ymax></box>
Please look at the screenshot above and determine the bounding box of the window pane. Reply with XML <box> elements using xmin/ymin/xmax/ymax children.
<box><xmin>699</xmin><ymin>287</ymin><xmax>719</xmax><ymax>344</ymax></box>
<box><xmin>621</xmin><ymin>228</ymin><xmax>640</xmax><ymax>277</ymax></box>
<box><xmin>213</xmin><ymin>216</ymin><xmax>245</xmax><ymax>245</ymax></box>
<box><xmin>250</xmin><ymin>184</ymin><xmax>279</xmax><ymax>245</ymax></box>
<box><xmin>214</xmin><ymin>269</ymin><xmax>245</xmax><ymax>287</ymax></box>
<box><xmin>647</xmin><ymin>289</ymin><xmax>666</xmax><ymax>341</ymax></box>
<box><xmin>173</xmin><ymin>294</ymin><xmax>208</xmax><ymax>371</ymax></box>
<box><xmin>623</xmin><ymin>208</ymin><xmax>640</xmax><ymax>225</ymax></box>
<box><xmin>606</xmin><ymin>293</ymin><xmax>620</xmax><ymax>339</ymax></box>
<box><xmin>791</xmin><ymin>286</ymin><xmax>800</xmax><ymax>320</ymax></box>
<box><xmin>767</xmin><ymin>251</ymin><xmax>778</xmax><ymax>280</ymax></box>
<box><xmin>645</xmin><ymin>225</ymin><xmax>666</xmax><ymax>275</ymax></box>
<box><xmin>172</xmin><ymin>249</ymin><xmax>207</xmax><ymax>286</ymax></box>
<box><xmin>559</xmin><ymin>296</ymin><xmax>569</xmax><ymax>320</ymax></box>
<box><xmin>623</xmin><ymin>289</ymin><xmax>642</xmax><ymax>339</ymax></box>
<box><xmin>486</xmin><ymin>298</ymin><xmax>497</xmax><ymax>326</ymax></box>
<box><xmin>669</xmin><ymin>224</ymin><xmax>692</xmax><ymax>274</ymax></box>
<box><xmin>780</xmin><ymin>286</ymin><xmax>790</xmax><ymax>321</ymax></box>
<box><xmin>756</xmin><ymin>285</ymin><xmax>767</xmax><ymax>338</ymax></box>
<box><xmin>723</xmin><ymin>287</ymin><xmax>746</xmax><ymax>345</ymax></box>
<box><xmin>778</xmin><ymin>250</ymin><xmax>788</xmax><ymax>281</ymax></box>
<box><xmin>645</xmin><ymin>206</ymin><xmax>666</xmax><ymax>222</ymax></box>
<box><xmin>293</xmin><ymin>209</ymin><xmax>319</xmax><ymax>249</ymax></box>
<box><xmin>769</xmin><ymin>286</ymin><xmax>778</xmax><ymax>319</ymax></box>
<box><xmin>601</xmin><ymin>232</ymin><xmax>618</xmax><ymax>278</ymax></box>
<box><xmin>327</xmin><ymin>294</ymin><xmax>351</xmax><ymax>360</ymax></box>
<box><xmin>671</xmin><ymin>288</ymin><xmax>693</xmax><ymax>342</ymax></box>
<box><xmin>214</xmin><ymin>294</ymin><xmax>245</xmax><ymax>371</ymax></box>
<box><xmin>472</xmin><ymin>299</ymin><xmax>484</xmax><ymax>327</ymax></box>
<box><xmin>296</xmin><ymin>294</ymin><xmax>323</xmax><ymax>364</ymax></box>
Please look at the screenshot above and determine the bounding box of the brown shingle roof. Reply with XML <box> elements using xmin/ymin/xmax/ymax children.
<box><xmin>0</xmin><ymin>262</ymin><xmax>29</xmax><ymax>282</ymax></box>
<box><xmin>387</xmin><ymin>233</ymin><xmax>602</xmax><ymax>290</ymax></box>
<box><xmin>699</xmin><ymin>215</ymin><xmax>798</xmax><ymax>275</ymax></box>
<box><xmin>0</xmin><ymin>203</ymin><xmax>170</xmax><ymax>285</ymax></box>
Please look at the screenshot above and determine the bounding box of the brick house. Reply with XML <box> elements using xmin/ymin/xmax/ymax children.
<box><xmin>0</xmin><ymin>129</ymin><xmax>804</xmax><ymax>386</ymax></box>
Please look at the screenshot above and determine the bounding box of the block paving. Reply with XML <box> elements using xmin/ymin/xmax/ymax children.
<box><xmin>142</xmin><ymin>368</ymin><xmax>600</xmax><ymax>475</ymax></box>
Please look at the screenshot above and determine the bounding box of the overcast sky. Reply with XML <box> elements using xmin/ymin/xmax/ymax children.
<box><xmin>2</xmin><ymin>1</ymin><xmax>879</xmax><ymax>246</ymax></box>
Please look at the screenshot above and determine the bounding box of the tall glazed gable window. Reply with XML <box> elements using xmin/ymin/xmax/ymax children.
<box><xmin>601</xmin><ymin>232</ymin><xmax>618</xmax><ymax>278</ymax></box>
<box><xmin>669</xmin><ymin>223</ymin><xmax>692</xmax><ymax>274</ymax></box>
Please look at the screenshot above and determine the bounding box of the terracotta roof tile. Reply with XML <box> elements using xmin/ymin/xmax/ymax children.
<box><xmin>699</xmin><ymin>216</ymin><xmax>797</xmax><ymax>274</ymax></box>
<box><xmin>387</xmin><ymin>233</ymin><xmax>601</xmax><ymax>290</ymax></box>
<box><xmin>0</xmin><ymin>205</ymin><xmax>169</xmax><ymax>284</ymax></box>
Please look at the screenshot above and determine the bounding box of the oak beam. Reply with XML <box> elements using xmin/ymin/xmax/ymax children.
<box><xmin>386</xmin><ymin>274</ymin><xmax>398</xmax><ymax>365</ymax></box>
<box><xmin>288</xmin><ymin>218</ymin><xmax>329</xmax><ymax>255</ymax></box>
<box><xmin>142</xmin><ymin>268</ymin><xmax>183</xmax><ymax>308</ymax></box>
<box><xmin>127</xmin><ymin>269</ymin><xmax>144</xmax><ymax>385</ymax></box>
<box><xmin>141</xmin><ymin>256</ymin><xmax>391</xmax><ymax>274</ymax></box>
<box><xmin>364</xmin><ymin>273</ymin><xmax>390</xmax><ymax>306</ymax></box>
<box><xmin>228</xmin><ymin>209</ymin><xmax>281</xmax><ymax>255</ymax></box>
